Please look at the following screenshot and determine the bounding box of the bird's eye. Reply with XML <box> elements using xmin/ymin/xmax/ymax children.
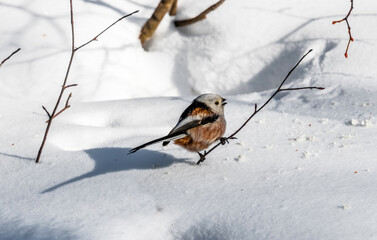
<box><xmin>215</xmin><ymin>101</ymin><xmax>219</xmax><ymax>105</ymax></box>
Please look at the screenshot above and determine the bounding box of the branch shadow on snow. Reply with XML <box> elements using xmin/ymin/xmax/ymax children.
<box><xmin>41</xmin><ymin>147</ymin><xmax>190</xmax><ymax>194</ymax></box>
<box><xmin>0</xmin><ymin>152</ymin><xmax>34</xmax><ymax>161</ymax></box>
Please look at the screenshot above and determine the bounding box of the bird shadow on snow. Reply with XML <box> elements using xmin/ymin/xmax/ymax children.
<box><xmin>0</xmin><ymin>220</ymin><xmax>76</xmax><ymax>240</ymax></box>
<box><xmin>41</xmin><ymin>147</ymin><xmax>191</xmax><ymax>194</ymax></box>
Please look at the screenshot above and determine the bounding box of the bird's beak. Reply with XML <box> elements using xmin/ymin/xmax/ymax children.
<box><xmin>222</xmin><ymin>98</ymin><xmax>227</xmax><ymax>105</ymax></box>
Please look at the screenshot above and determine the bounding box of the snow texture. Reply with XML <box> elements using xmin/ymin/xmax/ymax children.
<box><xmin>1</xmin><ymin>0</ymin><xmax>377</xmax><ymax>239</ymax></box>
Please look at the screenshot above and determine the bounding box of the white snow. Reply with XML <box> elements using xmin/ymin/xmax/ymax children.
<box><xmin>1</xmin><ymin>0</ymin><xmax>377</xmax><ymax>239</ymax></box>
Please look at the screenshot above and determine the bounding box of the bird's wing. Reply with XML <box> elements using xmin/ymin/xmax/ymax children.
<box><xmin>170</xmin><ymin>114</ymin><xmax>219</xmax><ymax>134</ymax></box>
<box><xmin>161</xmin><ymin>116</ymin><xmax>200</xmax><ymax>146</ymax></box>
<box><xmin>129</xmin><ymin>114</ymin><xmax>220</xmax><ymax>154</ymax></box>
<box><xmin>168</xmin><ymin>116</ymin><xmax>202</xmax><ymax>135</ymax></box>
<box><xmin>129</xmin><ymin>116</ymin><xmax>202</xmax><ymax>154</ymax></box>
<box><xmin>162</xmin><ymin>114</ymin><xmax>219</xmax><ymax>146</ymax></box>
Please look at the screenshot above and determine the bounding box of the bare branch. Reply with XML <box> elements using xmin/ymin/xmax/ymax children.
<box><xmin>45</xmin><ymin>106</ymin><xmax>70</xmax><ymax>124</ymax></box>
<box><xmin>42</xmin><ymin>106</ymin><xmax>51</xmax><ymax>118</ymax></box>
<box><xmin>169</xmin><ymin>0</ymin><xmax>178</xmax><ymax>16</ymax></box>
<box><xmin>65</xmin><ymin>92</ymin><xmax>72</xmax><ymax>107</ymax></box>
<box><xmin>139</xmin><ymin>0</ymin><xmax>176</xmax><ymax>45</ymax></box>
<box><xmin>65</xmin><ymin>83</ymin><xmax>78</xmax><ymax>89</ymax></box>
<box><xmin>76</xmin><ymin>10</ymin><xmax>139</xmax><ymax>51</ymax></box>
<box><xmin>36</xmin><ymin>0</ymin><xmax>138</xmax><ymax>163</ymax></box>
<box><xmin>140</xmin><ymin>0</ymin><xmax>223</xmax><ymax>44</ymax></box>
<box><xmin>46</xmin><ymin>93</ymin><xmax>72</xmax><ymax>123</ymax></box>
<box><xmin>332</xmin><ymin>0</ymin><xmax>354</xmax><ymax>58</ymax></box>
<box><xmin>279</xmin><ymin>87</ymin><xmax>325</xmax><ymax>92</ymax></box>
<box><xmin>174</xmin><ymin>0</ymin><xmax>225</xmax><ymax>27</ymax></box>
<box><xmin>0</xmin><ymin>48</ymin><xmax>21</xmax><ymax>68</ymax></box>
<box><xmin>36</xmin><ymin>0</ymin><xmax>75</xmax><ymax>163</ymax></box>
<box><xmin>197</xmin><ymin>49</ymin><xmax>325</xmax><ymax>164</ymax></box>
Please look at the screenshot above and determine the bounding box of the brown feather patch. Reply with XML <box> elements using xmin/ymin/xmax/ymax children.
<box><xmin>189</xmin><ymin>107</ymin><xmax>212</xmax><ymax>118</ymax></box>
<box><xmin>174</xmin><ymin>116</ymin><xmax>226</xmax><ymax>152</ymax></box>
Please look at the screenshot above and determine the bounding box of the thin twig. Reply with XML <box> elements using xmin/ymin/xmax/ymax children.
<box><xmin>279</xmin><ymin>87</ymin><xmax>325</xmax><ymax>92</ymax></box>
<box><xmin>197</xmin><ymin>49</ymin><xmax>325</xmax><ymax>164</ymax></box>
<box><xmin>45</xmin><ymin>106</ymin><xmax>70</xmax><ymax>123</ymax></box>
<box><xmin>42</xmin><ymin>106</ymin><xmax>51</xmax><ymax>118</ymax></box>
<box><xmin>65</xmin><ymin>83</ymin><xmax>78</xmax><ymax>89</ymax></box>
<box><xmin>46</xmin><ymin>93</ymin><xmax>72</xmax><ymax>123</ymax></box>
<box><xmin>174</xmin><ymin>0</ymin><xmax>225</xmax><ymax>27</ymax></box>
<box><xmin>332</xmin><ymin>0</ymin><xmax>354</xmax><ymax>58</ymax></box>
<box><xmin>36</xmin><ymin>1</ymin><xmax>138</xmax><ymax>163</ymax></box>
<box><xmin>76</xmin><ymin>10</ymin><xmax>139</xmax><ymax>51</ymax></box>
<box><xmin>65</xmin><ymin>93</ymin><xmax>72</xmax><ymax>107</ymax></box>
<box><xmin>36</xmin><ymin>0</ymin><xmax>76</xmax><ymax>163</ymax></box>
<box><xmin>0</xmin><ymin>48</ymin><xmax>21</xmax><ymax>68</ymax></box>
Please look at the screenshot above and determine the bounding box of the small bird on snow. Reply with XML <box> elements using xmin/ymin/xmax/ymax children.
<box><xmin>129</xmin><ymin>93</ymin><xmax>227</xmax><ymax>163</ymax></box>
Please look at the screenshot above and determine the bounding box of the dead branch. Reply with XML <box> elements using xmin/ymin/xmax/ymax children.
<box><xmin>76</xmin><ymin>10</ymin><xmax>139</xmax><ymax>51</ymax></box>
<box><xmin>42</xmin><ymin>106</ymin><xmax>51</xmax><ymax>118</ymax></box>
<box><xmin>0</xmin><ymin>48</ymin><xmax>21</xmax><ymax>68</ymax></box>
<box><xmin>65</xmin><ymin>83</ymin><xmax>78</xmax><ymax>89</ymax></box>
<box><xmin>35</xmin><ymin>1</ymin><xmax>138</xmax><ymax>163</ymax></box>
<box><xmin>46</xmin><ymin>93</ymin><xmax>72</xmax><ymax>123</ymax></box>
<box><xmin>139</xmin><ymin>0</ymin><xmax>176</xmax><ymax>45</ymax></box>
<box><xmin>169</xmin><ymin>0</ymin><xmax>178</xmax><ymax>16</ymax></box>
<box><xmin>174</xmin><ymin>0</ymin><xmax>225</xmax><ymax>27</ymax></box>
<box><xmin>139</xmin><ymin>0</ymin><xmax>224</xmax><ymax>45</ymax></box>
<box><xmin>332</xmin><ymin>0</ymin><xmax>354</xmax><ymax>58</ymax></box>
<box><xmin>197</xmin><ymin>49</ymin><xmax>325</xmax><ymax>164</ymax></box>
<box><xmin>36</xmin><ymin>0</ymin><xmax>76</xmax><ymax>163</ymax></box>
<box><xmin>279</xmin><ymin>87</ymin><xmax>325</xmax><ymax>92</ymax></box>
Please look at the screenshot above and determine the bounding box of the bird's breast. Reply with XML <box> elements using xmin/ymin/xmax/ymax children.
<box><xmin>174</xmin><ymin>117</ymin><xmax>226</xmax><ymax>152</ymax></box>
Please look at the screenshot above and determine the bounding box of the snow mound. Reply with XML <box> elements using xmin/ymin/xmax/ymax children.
<box><xmin>1</xmin><ymin>0</ymin><xmax>377</xmax><ymax>239</ymax></box>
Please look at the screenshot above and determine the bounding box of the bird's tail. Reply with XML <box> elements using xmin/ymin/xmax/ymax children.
<box><xmin>129</xmin><ymin>132</ymin><xmax>186</xmax><ymax>154</ymax></box>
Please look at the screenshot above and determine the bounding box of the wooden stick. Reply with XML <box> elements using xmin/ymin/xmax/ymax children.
<box><xmin>139</xmin><ymin>0</ymin><xmax>175</xmax><ymax>44</ymax></box>
<box><xmin>174</xmin><ymin>0</ymin><xmax>225</xmax><ymax>27</ymax></box>
<box><xmin>169</xmin><ymin>0</ymin><xmax>178</xmax><ymax>16</ymax></box>
<box><xmin>332</xmin><ymin>0</ymin><xmax>354</xmax><ymax>58</ymax></box>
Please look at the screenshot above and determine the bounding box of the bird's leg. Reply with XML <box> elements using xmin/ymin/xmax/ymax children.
<box><xmin>219</xmin><ymin>136</ymin><xmax>236</xmax><ymax>145</ymax></box>
<box><xmin>196</xmin><ymin>151</ymin><xmax>207</xmax><ymax>165</ymax></box>
<box><xmin>220</xmin><ymin>137</ymin><xmax>228</xmax><ymax>145</ymax></box>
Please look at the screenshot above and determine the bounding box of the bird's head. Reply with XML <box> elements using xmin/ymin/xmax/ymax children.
<box><xmin>195</xmin><ymin>93</ymin><xmax>227</xmax><ymax>115</ymax></box>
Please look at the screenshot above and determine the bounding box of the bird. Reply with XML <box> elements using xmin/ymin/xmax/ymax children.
<box><xmin>129</xmin><ymin>93</ymin><xmax>227</xmax><ymax>163</ymax></box>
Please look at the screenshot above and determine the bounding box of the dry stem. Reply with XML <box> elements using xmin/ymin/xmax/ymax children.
<box><xmin>139</xmin><ymin>0</ymin><xmax>224</xmax><ymax>44</ymax></box>
<box><xmin>174</xmin><ymin>0</ymin><xmax>225</xmax><ymax>27</ymax></box>
<box><xmin>35</xmin><ymin>1</ymin><xmax>138</xmax><ymax>163</ymax></box>
<box><xmin>332</xmin><ymin>0</ymin><xmax>354</xmax><ymax>58</ymax></box>
<box><xmin>0</xmin><ymin>48</ymin><xmax>21</xmax><ymax>68</ymax></box>
<box><xmin>139</xmin><ymin>0</ymin><xmax>175</xmax><ymax>44</ymax></box>
<box><xmin>46</xmin><ymin>93</ymin><xmax>72</xmax><ymax>123</ymax></box>
<box><xmin>196</xmin><ymin>49</ymin><xmax>325</xmax><ymax>164</ymax></box>
<box><xmin>169</xmin><ymin>0</ymin><xmax>178</xmax><ymax>16</ymax></box>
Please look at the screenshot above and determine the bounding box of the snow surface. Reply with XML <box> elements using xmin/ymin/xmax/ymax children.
<box><xmin>1</xmin><ymin>0</ymin><xmax>377</xmax><ymax>239</ymax></box>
